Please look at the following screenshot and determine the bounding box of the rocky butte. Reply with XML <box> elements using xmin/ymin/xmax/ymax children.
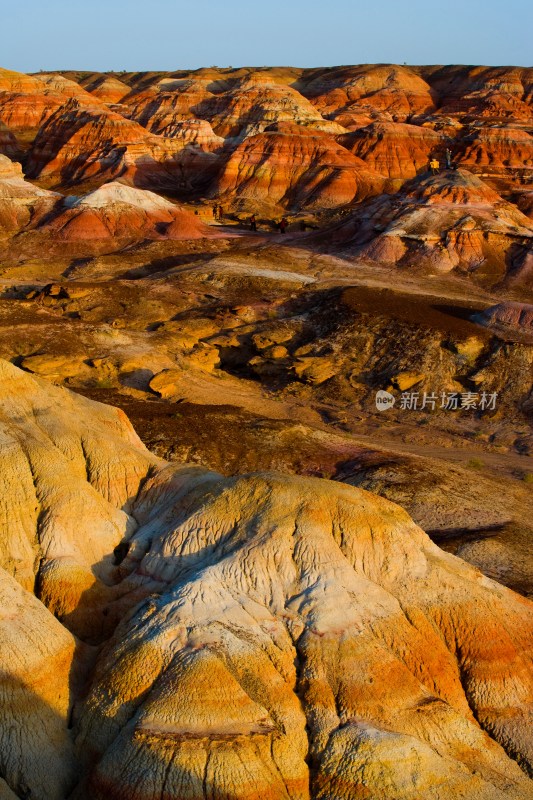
<box><xmin>0</xmin><ymin>62</ymin><xmax>531</xmax><ymax>800</ymax></box>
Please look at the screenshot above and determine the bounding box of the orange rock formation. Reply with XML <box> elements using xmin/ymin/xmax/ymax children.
<box><xmin>310</xmin><ymin>169</ymin><xmax>533</xmax><ymax>286</ymax></box>
<box><xmin>0</xmin><ymin>360</ymin><xmax>531</xmax><ymax>800</ymax></box>
<box><xmin>216</xmin><ymin>123</ymin><xmax>386</xmax><ymax>209</ymax></box>
<box><xmin>42</xmin><ymin>181</ymin><xmax>216</xmax><ymax>241</ymax></box>
<box><xmin>0</xmin><ymin>63</ymin><xmax>530</xmax><ymax>212</ymax></box>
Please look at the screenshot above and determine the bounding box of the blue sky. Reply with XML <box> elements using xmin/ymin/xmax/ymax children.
<box><xmin>2</xmin><ymin>0</ymin><xmax>531</xmax><ymax>72</ymax></box>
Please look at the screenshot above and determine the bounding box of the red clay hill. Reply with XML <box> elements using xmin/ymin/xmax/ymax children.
<box><xmin>0</xmin><ymin>64</ymin><xmax>528</xmax><ymax>208</ymax></box>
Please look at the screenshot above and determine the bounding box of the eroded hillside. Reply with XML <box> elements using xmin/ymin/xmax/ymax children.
<box><xmin>0</xmin><ymin>62</ymin><xmax>532</xmax><ymax>799</ymax></box>
<box><xmin>0</xmin><ymin>361</ymin><xmax>532</xmax><ymax>800</ymax></box>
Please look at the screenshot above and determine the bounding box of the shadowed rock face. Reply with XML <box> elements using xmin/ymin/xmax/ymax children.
<box><xmin>517</xmin><ymin>192</ymin><xmax>533</xmax><ymax>218</ymax></box>
<box><xmin>0</xmin><ymin>122</ymin><xmax>18</xmax><ymax>158</ymax></box>
<box><xmin>0</xmin><ymin>154</ymin><xmax>60</xmax><ymax>232</ymax></box>
<box><xmin>0</xmin><ymin>359</ymin><xmax>532</xmax><ymax>800</ymax></box>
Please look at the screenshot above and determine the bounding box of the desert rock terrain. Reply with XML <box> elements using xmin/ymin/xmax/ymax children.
<box><xmin>0</xmin><ymin>360</ymin><xmax>531</xmax><ymax>800</ymax></box>
<box><xmin>0</xmin><ymin>62</ymin><xmax>531</xmax><ymax>799</ymax></box>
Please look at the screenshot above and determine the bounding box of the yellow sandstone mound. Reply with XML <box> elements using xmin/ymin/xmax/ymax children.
<box><xmin>0</xmin><ymin>359</ymin><xmax>531</xmax><ymax>799</ymax></box>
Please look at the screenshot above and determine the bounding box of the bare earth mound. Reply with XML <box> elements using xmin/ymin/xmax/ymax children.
<box><xmin>305</xmin><ymin>170</ymin><xmax>533</xmax><ymax>288</ymax></box>
<box><xmin>41</xmin><ymin>181</ymin><xmax>215</xmax><ymax>241</ymax></box>
<box><xmin>0</xmin><ymin>360</ymin><xmax>531</xmax><ymax>800</ymax></box>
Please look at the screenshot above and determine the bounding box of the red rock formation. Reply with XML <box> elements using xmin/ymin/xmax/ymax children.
<box><xmin>83</xmin><ymin>75</ymin><xmax>131</xmax><ymax>104</ymax></box>
<box><xmin>216</xmin><ymin>123</ymin><xmax>386</xmax><ymax>210</ymax></box>
<box><xmin>25</xmin><ymin>99</ymin><xmax>217</xmax><ymax>192</ymax></box>
<box><xmin>124</xmin><ymin>90</ymin><xmax>225</xmax><ymax>150</ymax></box>
<box><xmin>0</xmin><ymin>92</ymin><xmax>64</xmax><ymax>137</ymax></box>
<box><xmin>0</xmin><ymin>69</ymin><xmax>100</xmax><ymax>137</ymax></box>
<box><xmin>1</xmin><ymin>62</ymin><xmax>531</xmax><ymax>215</ymax></box>
<box><xmin>158</xmin><ymin>118</ymin><xmax>224</xmax><ymax>150</ymax></box>
<box><xmin>299</xmin><ymin>64</ymin><xmax>437</xmax><ymax>128</ymax></box>
<box><xmin>309</xmin><ymin>169</ymin><xmax>533</xmax><ymax>285</ymax></box>
<box><xmin>428</xmin><ymin>66</ymin><xmax>533</xmax><ymax>122</ymax></box>
<box><xmin>25</xmin><ymin>99</ymin><xmax>156</xmax><ymax>183</ymax></box>
<box><xmin>0</xmin><ymin>67</ymin><xmax>48</xmax><ymax>93</ymax></box>
<box><xmin>41</xmin><ymin>181</ymin><xmax>215</xmax><ymax>241</ymax></box>
<box><xmin>122</xmin><ymin>78</ymin><xmax>218</xmax><ymax>132</ymax></box>
<box><xmin>33</xmin><ymin>73</ymin><xmax>97</xmax><ymax>102</ymax></box>
<box><xmin>477</xmin><ymin>302</ymin><xmax>533</xmax><ymax>332</ymax></box>
<box><xmin>403</xmin><ymin>169</ymin><xmax>503</xmax><ymax>204</ymax></box>
<box><xmin>457</xmin><ymin>126</ymin><xmax>533</xmax><ymax>175</ymax></box>
<box><xmin>201</xmin><ymin>72</ymin><xmax>344</xmax><ymax>138</ymax></box>
<box><xmin>340</xmin><ymin>121</ymin><xmax>445</xmax><ymax>179</ymax></box>
<box><xmin>124</xmin><ymin>72</ymin><xmax>343</xmax><ymax>143</ymax></box>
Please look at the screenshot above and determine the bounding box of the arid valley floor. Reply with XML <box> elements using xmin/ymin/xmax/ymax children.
<box><xmin>0</xmin><ymin>63</ymin><xmax>532</xmax><ymax>799</ymax></box>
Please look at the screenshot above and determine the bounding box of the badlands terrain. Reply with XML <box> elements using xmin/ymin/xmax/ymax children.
<box><xmin>0</xmin><ymin>63</ymin><xmax>532</xmax><ymax>798</ymax></box>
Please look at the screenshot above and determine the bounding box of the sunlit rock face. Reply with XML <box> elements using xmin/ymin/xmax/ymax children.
<box><xmin>428</xmin><ymin>65</ymin><xmax>533</xmax><ymax>122</ymax></box>
<box><xmin>339</xmin><ymin>121</ymin><xmax>445</xmax><ymax>179</ymax></box>
<box><xmin>0</xmin><ymin>360</ymin><xmax>531</xmax><ymax>800</ymax></box>
<box><xmin>24</xmin><ymin>100</ymin><xmax>179</xmax><ymax>188</ymax></box>
<box><xmin>23</xmin><ymin>99</ymin><xmax>217</xmax><ymax>193</ymax></box>
<box><xmin>82</xmin><ymin>75</ymin><xmax>131</xmax><ymax>104</ymax></box>
<box><xmin>0</xmin><ymin>68</ymin><xmax>101</xmax><ymax>137</ymax></box>
<box><xmin>0</xmin><ymin>568</ymin><xmax>79</xmax><ymax>800</ymax></box>
<box><xmin>38</xmin><ymin>181</ymin><xmax>215</xmax><ymax>242</ymax></box>
<box><xmin>298</xmin><ymin>64</ymin><xmax>437</xmax><ymax>127</ymax></box>
<box><xmin>124</xmin><ymin>71</ymin><xmax>342</xmax><ymax>140</ymax></box>
<box><xmin>0</xmin><ymin>63</ymin><xmax>531</xmax><ymax>212</ymax></box>
<box><xmin>120</xmin><ymin>77</ymin><xmax>218</xmax><ymax>131</ymax></box>
<box><xmin>308</xmin><ymin>169</ymin><xmax>533</xmax><ymax>286</ymax></box>
<box><xmin>457</xmin><ymin>127</ymin><xmax>533</xmax><ymax>173</ymax></box>
<box><xmin>0</xmin><ymin>361</ymin><xmax>156</xmax><ymax>638</ymax></box>
<box><xmin>0</xmin><ymin>61</ymin><xmax>532</xmax><ymax>798</ymax></box>
<box><xmin>215</xmin><ymin>123</ymin><xmax>386</xmax><ymax>210</ymax></box>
